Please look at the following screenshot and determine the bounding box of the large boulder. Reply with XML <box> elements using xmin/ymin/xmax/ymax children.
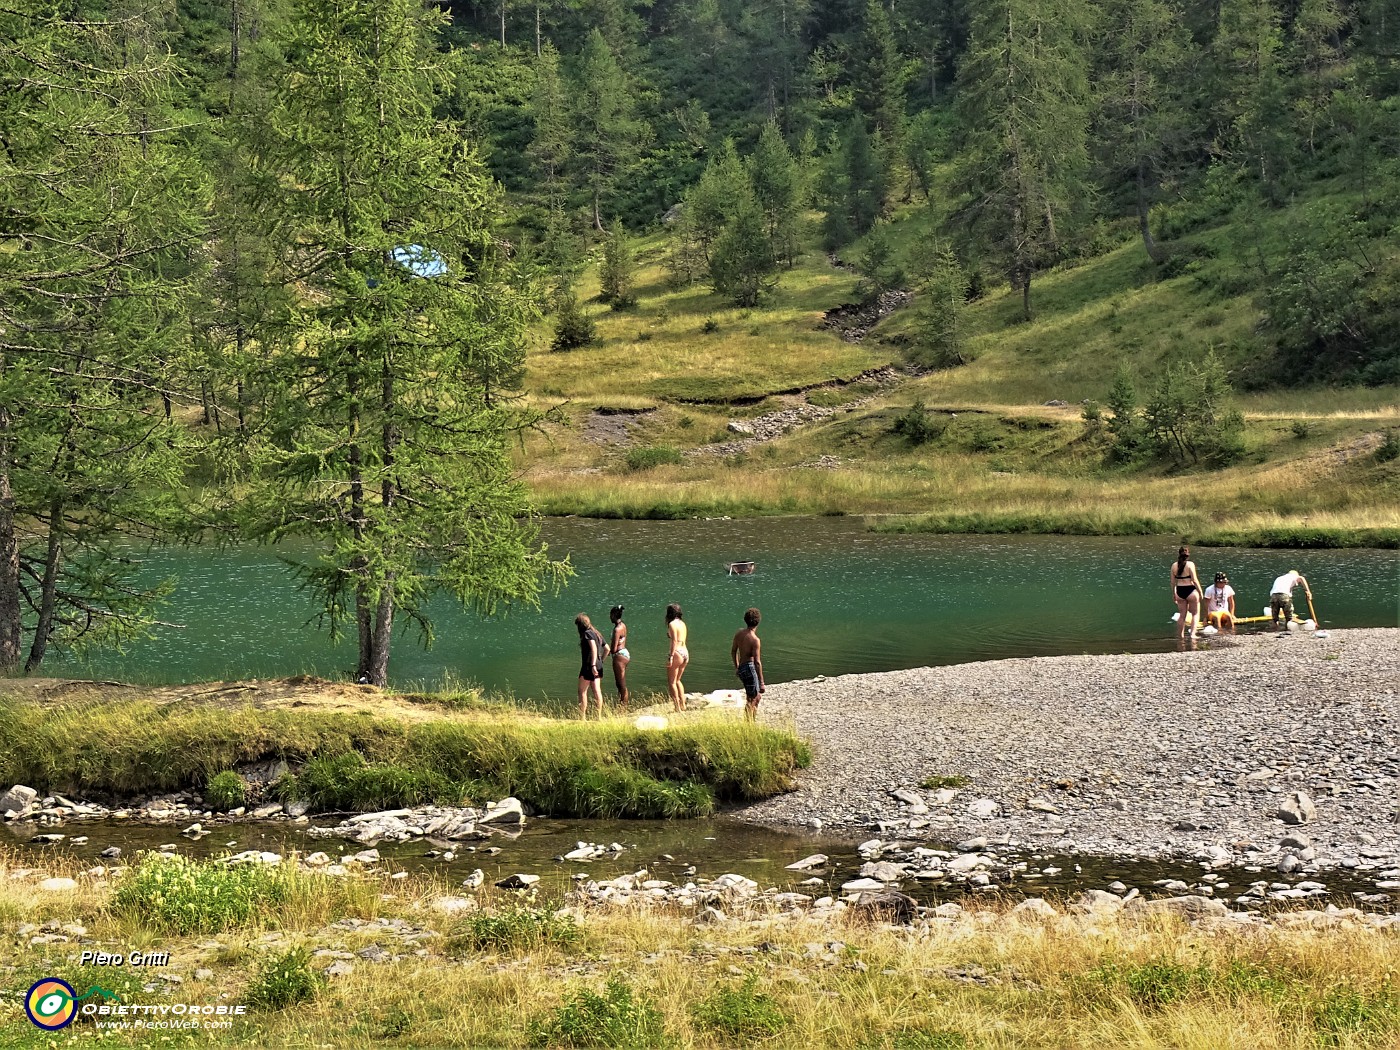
<box><xmin>479</xmin><ymin>798</ymin><xmax>526</xmax><ymax>825</ymax></box>
<box><xmin>0</xmin><ymin>784</ymin><xmax>38</xmax><ymax>816</ymax></box>
<box><xmin>850</xmin><ymin>889</ymin><xmax>919</xmax><ymax>925</ymax></box>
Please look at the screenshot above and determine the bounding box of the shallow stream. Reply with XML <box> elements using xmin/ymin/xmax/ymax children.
<box><xmin>3</xmin><ymin>817</ymin><xmax>1391</xmax><ymax>912</ymax></box>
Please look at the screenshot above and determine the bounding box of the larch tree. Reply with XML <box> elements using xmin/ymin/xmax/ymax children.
<box><xmin>571</xmin><ymin>28</ymin><xmax>646</xmax><ymax>230</ymax></box>
<box><xmin>598</xmin><ymin>220</ymin><xmax>637</xmax><ymax>308</ymax></box>
<box><xmin>0</xmin><ymin>1</ymin><xmax>202</xmax><ymax>671</ymax></box>
<box><xmin>852</xmin><ymin>0</ymin><xmax>906</xmax><ymax>152</ymax></box>
<box><xmin>238</xmin><ymin>0</ymin><xmax>569</xmax><ymax>685</ymax></box>
<box><xmin>954</xmin><ymin>0</ymin><xmax>1093</xmax><ymax>320</ymax></box>
<box><xmin>527</xmin><ymin>43</ymin><xmax>572</xmax><ymax>215</ymax></box>
<box><xmin>1094</xmin><ymin>0</ymin><xmax>1195</xmax><ymax>262</ymax></box>
<box><xmin>748</xmin><ymin>122</ymin><xmax>802</xmax><ymax>267</ymax></box>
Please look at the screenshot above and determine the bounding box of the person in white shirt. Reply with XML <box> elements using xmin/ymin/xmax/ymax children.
<box><xmin>1202</xmin><ymin>572</ymin><xmax>1236</xmax><ymax>634</ymax></box>
<box><xmin>1269</xmin><ymin>569</ymin><xmax>1311</xmax><ymax>631</ymax></box>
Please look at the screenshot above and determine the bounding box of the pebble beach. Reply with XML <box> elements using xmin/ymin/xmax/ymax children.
<box><xmin>742</xmin><ymin>627</ymin><xmax>1400</xmax><ymax>873</ymax></box>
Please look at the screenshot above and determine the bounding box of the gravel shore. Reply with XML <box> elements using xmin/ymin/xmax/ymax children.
<box><xmin>740</xmin><ymin>627</ymin><xmax>1400</xmax><ymax>871</ymax></box>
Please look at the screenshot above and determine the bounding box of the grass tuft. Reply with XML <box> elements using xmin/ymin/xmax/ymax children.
<box><xmin>205</xmin><ymin>770</ymin><xmax>247</xmax><ymax>811</ymax></box>
<box><xmin>246</xmin><ymin>946</ymin><xmax>325</xmax><ymax>1010</ymax></box>
<box><xmin>691</xmin><ymin>975</ymin><xmax>789</xmax><ymax>1040</ymax></box>
<box><xmin>529</xmin><ymin>976</ymin><xmax>666</xmax><ymax>1049</ymax></box>
<box><xmin>447</xmin><ymin>906</ymin><xmax>582</xmax><ymax>955</ymax></box>
<box><xmin>112</xmin><ymin>854</ymin><xmax>296</xmax><ymax>935</ymax></box>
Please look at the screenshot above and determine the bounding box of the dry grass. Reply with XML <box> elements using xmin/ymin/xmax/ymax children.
<box><xmin>2</xmin><ymin>853</ymin><xmax>1397</xmax><ymax>1048</ymax></box>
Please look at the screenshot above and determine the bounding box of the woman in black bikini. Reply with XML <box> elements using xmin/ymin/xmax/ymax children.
<box><xmin>1170</xmin><ymin>546</ymin><xmax>1203</xmax><ymax>641</ymax></box>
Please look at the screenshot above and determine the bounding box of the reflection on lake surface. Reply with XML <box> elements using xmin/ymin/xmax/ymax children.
<box><xmin>49</xmin><ymin>518</ymin><xmax>1398</xmax><ymax>699</ymax></box>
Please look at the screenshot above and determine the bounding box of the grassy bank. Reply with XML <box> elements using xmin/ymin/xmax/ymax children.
<box><xmin>3</xmin><ymin>852</ymin><xmax>1398</xmax><ymax>1048</ymax></box>
<box><xmin>872</xmin><ymin>512</ymin><xmax>1400</xmax><ymax>548</ymax></box>
<box><xmin>0</xmin><ymin>692</ymin><xmax>810</xmax><ymax>819</ymax></box>
<box><xmin>519</xmin><ymin>207</ymin><xmax>1400</xmax><ymax>539</ymax></box>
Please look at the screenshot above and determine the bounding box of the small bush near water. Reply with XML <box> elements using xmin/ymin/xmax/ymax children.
<box><xmin>691</xmin><ymin>976</ymin><xmax>788</xmax><ymax>1040</ymax></box>
<box><xmin>624</xmin><ymin>445</ymin><xmax>683</xmax><ymax>471</ymax></box>
<box><xmin>204</xmin><ymin>770</ymin><xmax>246</xmax><ymax>811</ymax></box>
<box><xmin>891</xmin><ymin>400</ymin><xmax>946</xmax><ymax>445</ymax></box>
<box><xmin>529</xmin><ymin>977</ymin><xmax>665</xmax><ymax>1048</ymax></box>
<box><xmin>447</xmin><ymin>907</ymin><xmax>581</xmax><ymax>954</ymax></box>
<box><xmin>246</xmin><ymin>946</ymin><xmax>325</xmax><ymax>1010</ymax></box>
<box><xmin>112</xmin><ymin>854</ymin><xmax>294</xmax><ymax>935</ymax></box>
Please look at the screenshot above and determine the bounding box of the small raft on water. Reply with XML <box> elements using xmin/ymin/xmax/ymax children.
<box><xmin>726</xmin><ymin>561</ymin><xmax>756</xmax><ymax>575</ymax></box>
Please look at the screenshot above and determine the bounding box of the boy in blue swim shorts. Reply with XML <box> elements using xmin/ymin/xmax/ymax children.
<box><xmin>730</xmin><ymin>607</ymin><xmax>766</xmax><ymax>721</ymax></box>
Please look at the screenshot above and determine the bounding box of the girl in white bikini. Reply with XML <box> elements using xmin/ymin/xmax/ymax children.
<box><xmin>609</xmin><ymin>605</ymin><xmax>630</xmax><ymax>711</ymax></box>
<box><xmin>665</xmin><ymin>602</ymin><xmax>689</xmax><ymax>712</ymax></box>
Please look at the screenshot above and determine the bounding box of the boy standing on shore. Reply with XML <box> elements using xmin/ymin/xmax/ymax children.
<box><xmin>731</xmin><ymin>607</ymin><xmax>766</xmax><ymax>721</ymax></box>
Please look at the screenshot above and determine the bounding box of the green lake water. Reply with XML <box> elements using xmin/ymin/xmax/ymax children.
<box><xmin>48</xmin><ymin>518</ymin><xmax>1399</xmax><ymax>702</ymax></box>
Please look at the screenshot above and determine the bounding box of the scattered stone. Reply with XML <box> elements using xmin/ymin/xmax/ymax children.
<box><xmin>967</xmin><ymin>798</ymin><xmax>1002</xmax><ymax>819</ymax></box>
<box><xmin>495</xmin><ymin>873</ymin><xmax>540</xmax><ymax>890</ymax></box>
<box><xmin>462</xmin><ymin>869</ymin><xmax>485</xmax><ymax>889</ymax></box>
<box><xmin>99</xmin><ymin>846</ymin><xmax>121</xmax><ymax>859</ymax></box>
<box><xmin>1276</xmin><ymin>791</ymin><xmax>1317</xmax><ymax>826</ymax></box>
<box><xmin>479</xmin><ymin>798</ymin><xmax>526</xmax><ymax>825</ymax></box>
<box><xmin>39</xmin><ymin>878</ymin><xmax>77</xmax><ymax>892</ymax></box>
<box><xmin>1011</xmin><ymin>897</ymin><xmax>1058</xmax><ymax>919</ymax></box>
<box><xmin>786</xmin><ymin>854</ymin><xmax>829</xmax><ymax>871</ymax></box>
<box><xmin>840</xmin><ymin>878</ymin><xmax>885</xmax><ymax>894</ymax></box>
<box><xmin>850</xmin><ymin>889</ymin><xmax>918</xmax><ymax>925</ymax></box>
<box><xmin>325</xmin><ymin>961</ymin><xmax>354</xmax><ymax>978</ymax></box>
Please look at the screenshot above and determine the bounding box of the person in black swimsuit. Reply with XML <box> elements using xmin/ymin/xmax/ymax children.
<box><xmin>575</xmin><ymin>613</ymin><xmax>609</xmax><ymax>720</ymax></box>
<box><xmin>1170</xmin><ymin>546</ymin><xmax>1203</xmax><ymax>642</ymax></box>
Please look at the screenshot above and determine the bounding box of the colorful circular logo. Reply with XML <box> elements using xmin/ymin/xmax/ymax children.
<box><xmin>26</xmin><ymin>978</ymin><xmax>77</xmax><ymax>1030</ymax></box>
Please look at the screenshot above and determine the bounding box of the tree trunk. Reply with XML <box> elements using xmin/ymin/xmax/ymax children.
<box><xmin>368</xmin><ymin>589</ymin><xmax>393</xmax><ymax>685</ymax></box>
<box><xmin>347</xmin><ymin>396</ymin><xmax>372</xmax><ymax>680</ymax></box>
<box><xmin>0</xmin><ymin>403</ymin><xmax>20</xmax><ymax>671</ymax></box>
<box><xmin>24</xmin><ymin>501</ymin><xmax>62</xmax><ymax>673</ymax></box>
<box><xmin>1021</xmin><ymin>269</ymin><xmax>1032</xmax><ymax>321</ymax></box>
<box><xmin>593</xmin><ymin>188</ymin><xmax>604</xmax><ymax>232</ymax></box>
<box><xmin>1137</xmin><ymin>160</ymin><xmax>1166</xmax><ymax>263</ymax></box>
<box><xmin>500</xmin><ymin>0</ymin><xmax>506</xmax><ymax>46</ymax></box>
<box><xmin>366</xmin><ymin>355</ymin><xmax>397</xmax><ymax>687</ymax></box>
<box><xmin>229</xmin><ymin>0</ymin><xmax>240</xmax><ymax>74</ymax></box>
<box><xmin>535</xmin><ymin>3</ymin><xmax>540</xmax><ymax>57</ymax></box>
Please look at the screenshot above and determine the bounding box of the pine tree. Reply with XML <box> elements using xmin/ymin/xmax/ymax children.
<box><xmin>911</xmin><ymin>248</ymin><xmax>968</xmax><ymax>368</ymax></box>
<box><xmin>1094</xmin><ymin>0</ymin><xmax>1195</xmax><ymax>261</ymax></box>
<box><xmin>954</xmin><ymin>0</ymin><xmax>1093</xmax><ymax>320</ymax></box>
<box><xmin>572</xmin><ymin>29</ymin><xmax>646</xmax><ymax>230</ymax></box>
<box><xmin>551</xmin><ymin>285</ymin><xmax>598</xmax><ymax>349</ymax></box>
<box><xmin>0</xmin><ymin>3</ymin><xmax>202</xmax><ymax>671</ymax></box>
<box><xmin>852</xmin><ymin>0</ymin><xmax>905</xmax><ymax>150</ymax></box>
<box><xmin>710</xmin><ymin>196</ymin><xmax>778</xmax><ymax>306</ymax></box>
<box><xmin>669</xmin><ymin>139</ymin><xmax>749</xmax><ymax>279</ymax></box>
<box><xmin>599</xmin><ymin>221</ymin><xmax>637</xmax><ymax>308</ymax></box>
<box><xmin>1208</xmin><ymin>0</ymin><xmax>1295</xmax><ymax>201</ymax></box>
<box><xmin>528</xmin><ymin>44</ymin><xmax>572</xmax><ymax>213</ymax></box>
<box><xmin>748</xmin><ymin>123</ymin><xmax>802</xmax><ymax>266</ymax></box>
<box><xmin>240</xmin><ymin>0</ymin><xmax>569</xmax><ymax>685</ymax></box>
<box><xmin>843</xmin><ymin>116</ymin><xmax>887</xmax><ymax>239</ymax></box>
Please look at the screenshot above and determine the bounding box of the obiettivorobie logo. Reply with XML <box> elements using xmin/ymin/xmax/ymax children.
<box><xmin>24</xmin><ymin>978</ymin><xmax>121</xmax><ymax>1031</ymax></box>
